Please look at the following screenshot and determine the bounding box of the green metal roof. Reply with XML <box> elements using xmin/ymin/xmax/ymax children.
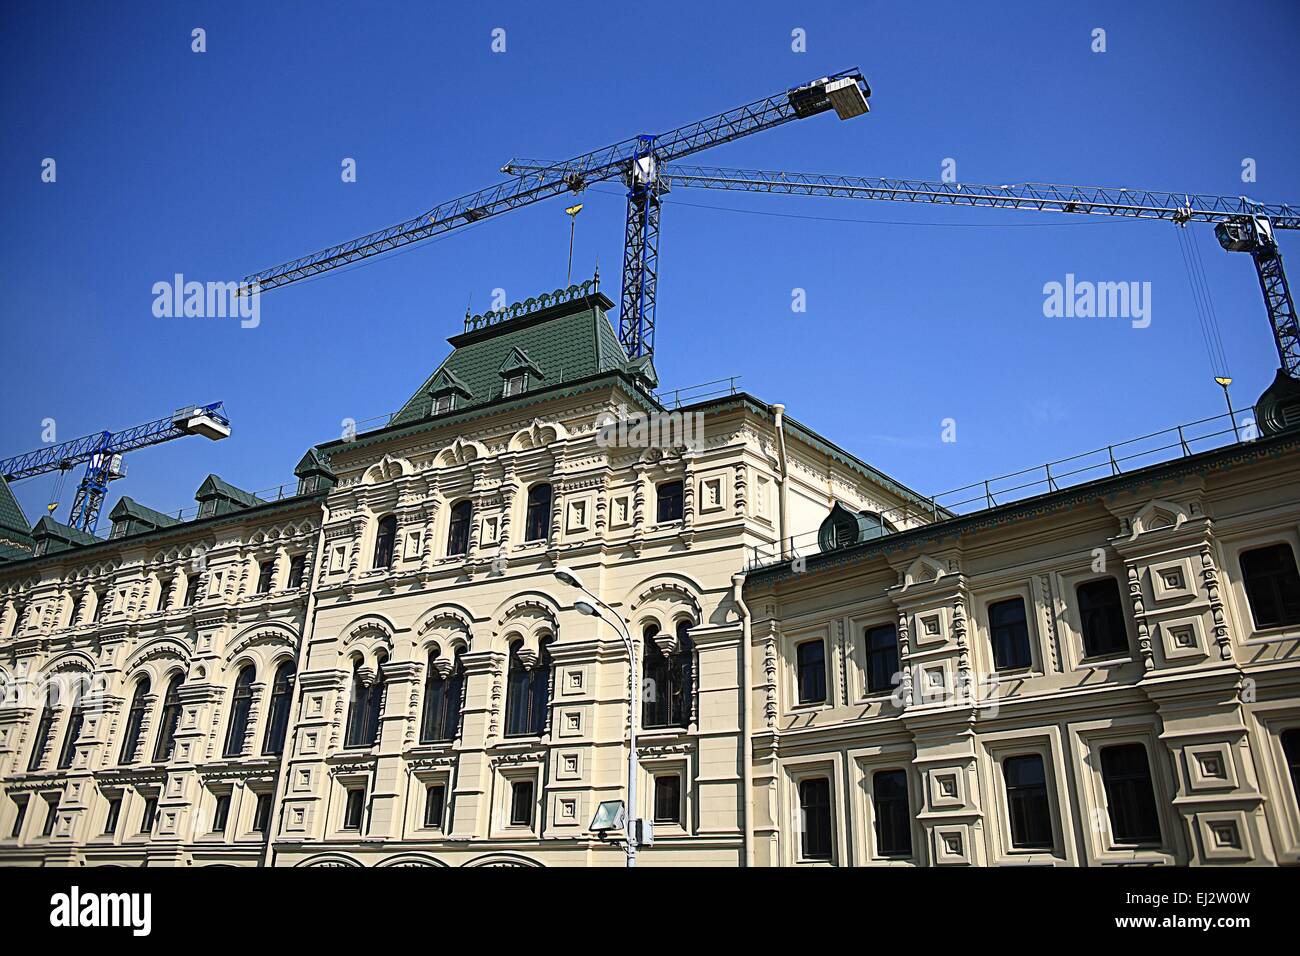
<box><xmin>389</xmin><ymin>283</ymin><xmax>633</xmax><ymax>427</ymax></box>
<box><xmin>196</xmin><ymin>474</ymin><xmax>262</xmax><ymax>509</ymax></box>
<box><xmin>108</xmin><ymin>495</ymin><xmax>182</xmax><ymax>531</ymax></box>
<box><xmin>0</xmin><ymin>476</ymin><xmax>34</xmax><ymax>561</ymax></box>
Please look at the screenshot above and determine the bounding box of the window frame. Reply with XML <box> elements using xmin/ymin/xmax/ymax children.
<box><xmin>863</xmin><ymin>622</ymin><xmax>900</xmax><ymax>696</ymax></box>
<box><xmin>1002</xmin><ymin>753</ymin><xmax>1056</xmax><ymax>851</ymax></box>
<box><xmin>656</xmin><ymin>480</ymin><xmax>684</xmax><ymax>523</ymax></box>
<box><xmin>986</xmin><ymin>595</ymin><xmax>1034</xmax><ymax>672</ymax></box>
<box><xmin>1238</xmin><ymin>541</ymin><xmax>1300</xmax><ymax>631</ymax></box>
<box><xmin>652</xmin><ymin>773</ymin><xmax>683</xmax><ymax>826</ymax></box>
<box><xmin>870</xmin><ymin>768</ymin><xmax>914</xmax><ymax>859</ymax></box>
<box><xmin>223</xmin><ymin>665</ymin><xmax>256</xmax><ymax>758</ymax></box>
<box><xmin>523</xmin><ymin>484</ymin><xmax>552</xmax><ymax>543</ymax></box>
<box><xmin>445</xmin><ymin>500</ymin><xmax>472</xmax><ymax>557</ymax></box>
<box><xmin>794</xmin><ymin>638</ymin><xmax>828</xmax><ymax>706</ymax></box>
<box><xmin>1075</xmin><ymin>577</ymin><xmax>1130</xmax><ymax>659</ymax></box>
<box><xmin>372</xmin><ymin>514</ymin><xmax>398</xmax><ymax>570</ymax></box>
<box><xmin>797</xmin><ymin>776</ymin><xmax>834</xmax><ymax>863</ymax></box>
<box><xmin>1098</xmin><ymin>741</ymin><xmax>1164</xmax><ymax>848</ymax></box>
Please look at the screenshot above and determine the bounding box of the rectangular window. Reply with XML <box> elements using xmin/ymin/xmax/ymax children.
<box><xmin>342</xmin><ymin>788</ymin><xmax>365</xmax><ymax>831</ymax></box>
<box><xmin>656</xmin><ymin>481</ymin><xmax>683</xmax><ymax>523</ymax></box>
<box><xmin>872</xmin><ymin>769</ymin><xmax>912</xmax><ymax>857</ymax></box>
<box><xmin>798</xmin><ymin>777</ymin><xmax>833</xmax><ymax>862</ymax></box>
<box><xmin>1077</xmin><ymin>578</ymin><xmax>1128</xmax><ymax>657</ymax></box>
<box><xmin>503</xmin><ymin>373</ymin><xmax>526</xmax><ymax>397</ymax></box>
<box><xmin>287</xmin><ymin>553</ymin><xmax>306</xmax><ymax>589</ymax></box>
<box><xmin>1099</xmin><ymin>743</ymin><xmax>1161</xmax><ymax>845</ymax></box>
<box><xmin>252</xmin><ymin>792</ymin><xmax>272</xmax><ymax>833</ymax></box>
<box><xmin>103</xmin><ymin>795</ymin><xmax>121</xmax><ymax>836</ymax></box>
<box><xmin>432</xmin><ymin>394</ymin><xmax>454</xmax><ymax>416</ymax></box>
<box><xmin>1003</xmin><ymin>754</ymin><xmax>1054</xmax><ymax>850</ymax></box>
<box><xmin>154</xmin><ymin>581</ymin><xmax>168</xmax><ymax>612</ymax></box>
<box><xmin>1240</xmin><ymin>543</ymin><xmax>1300</xmax><ymax>629</ymax></box>
<box><xmin>212</xmin><ymin>793</ymin><xmax>231</xmax><ymax>833</ymax></box>
<box><xmin>41</xmin><ymin>795</ymin><xmax>59</xmax><ymax>837</ymax></box>
<box><xmin>182</xmin><ymin>576</ymin><xmax>199</xmax><ymax>607</ymax></box>
<box><xmin>988</xmin><ymin>597</ymin><xmax>1032</xmax><ymax>671</ymax></box>
<box><xmin>255</xmin><ymin>560</ymin><xmax>275</xmax><ymax>594</ymax></box>
<box><xmin>864</xmin><ymin>623</ymin><xmax>899</xmax><ymax>694</ymax></box>
<box><xmin>424</xmin><ymin>784</ymin><xmax>446</xmax><ymax>829</ymax></box>
<box><xmin>1282</xmin><ymin>729</ymin><xmax>1300</xmax><ymax>812</ymax></box>
<box><xmin>11</xmin><ymin>796</ymin><xmax>28</xmax><ymax>839</ymax></box>
<box><xmin>140</xmin><ymin>796</ymin><xmax>158</xmax><ymax>834</ymax></box>
<box><xmin>653</xmin><ymin>774</ymin><xmax>682</xmax><ymax>825</ymax></box>
<box><xmin>796</xmin><ymin>639</ymin><xmax>826</xmax><ymax>705</ymax></box>
<box><xmin>509</xmin><ymin>780</ymin><xmax>535</xmax><ymax>828</ymax></box>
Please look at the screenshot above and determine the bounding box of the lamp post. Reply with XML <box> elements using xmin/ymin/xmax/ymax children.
<box><xmin>554</xmin><ymin>565</ymin><xmax>642</xmax><ymax>867</ymax></box>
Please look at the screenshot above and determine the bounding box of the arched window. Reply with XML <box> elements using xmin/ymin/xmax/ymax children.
<box><xmin>420</xmin><ymin>649</ymin><xmax>466</xmax><ymax>743</ymax></box>
<box><xmin>261</xmin><ymin>661</ymin><xmax>296</xmax><ymax>756</ymax></box>
<box><xmin>446</xmin><ymin>501</ymin><xmax>472</xmax><ymax>557</ymax></box>
<box><xmin>152</xmin><ymin>673</ymin><xmax>185</xmax><ymax>763</ymax></box>
<box><xmin>223</xmin><ymin>665</ymin><xmax>255</xmax><ymax>757</ymax></box>
<box><xmin>27</xmin><ymin>685</ymin><xmax>58</xmax><ymax>772</ymax></box>
<box><xmin>57</xmin><ymin>677</ymin><xmax>90</xmax><ymax>770</ymax></box>
<box><xmin>118</xmin><ymin>676</ymin><xmax>150</xmax><ymax>765</ymax></box>
<box><xmin>643</xmin><ymin>621</ymin><xmax>694</xmax><ymax>729</ymax></box>
<box><xmin>524</xmin><ymin>484</ymin><xmax>552</xmax><ymax>542</ymax></box>
<box><xmin>345</xmin><ymin>658</ymin><xmax>385</xmax><ymax>749</ymax></box>
<box><xmin>372</xmin><ymin>515</ymin><xmax>397</xmax><ymax>569</ymax></box>
<box><xmin>505</xmin><ymin>640</ymin><xmax>551</xmax><ymax>737</ymax></box>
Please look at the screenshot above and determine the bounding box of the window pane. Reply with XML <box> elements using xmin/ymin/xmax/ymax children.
<box><xmin>510</xmin><ymin>780</ymin><xmax>534</xmax><ymax>827</ymax></box>
<box><xmin>261</xmin><ymin>662</ymin><xmax>295</xmax><ymax>756</ymax></box>
<box><xmin>223</xmin><ymin>666</ymin><xmax>255</xmax><ymax>757</ymax></box>
<box><xmin>213</xmin><ymin>793</ymin><xmax>231</xmax><ymax>832</ymax></box>
<box><xmin>654</xmin><ymin>775</ymin><xmax>682</xmax><ymax>824</ymax></box>
<box><xmin>119</xmin><ymin>678</ymin><xmax>150</xmax><ymax>765</ymax></box>
<box><xmin>424</xmin><ymin>784</ymin><xmax>446</xmax><ymax>829</ymax></box>
<box><xmin>1077</xmin><ymin>579</ymin><xmax>1128</xmax><ymax>657</ymax></box>
<box><xmin>372</xmin><ymin>515</ymin><xmax>397</xmax><ymax>569</ymax></box>
<box><xmin>152</xmin><ymin>675</ymin><xmax>185</xmax><ymax>763</ymax></box>
<box><xmin>1100</xmin><ymin>743</ymin><xmax>1161</xmax><ymax>845</ymax></box>
<box><xmin>1282</xmin><ymin>729</ymin><xmax>1300</xmax><ymax>811</ymax></box>
<box><xmin>525</xmin><ymin>485</ymin><xmax>552</xmax><ymax>542</ymax></box>
<box><xmin>656</xmin><ymin>481</ymin><xmax>683</xmax><ymax>522</ymax></box>
<box><xmin>988</xmin><ymin>598</ymin><xmax>1032</xmax><ymax>670</ymax></box>
<box><xmin>343</xmin><ymin>788</ymin><xmax>365</xmax><ymax>830</ymax></box>
<box><xmin>872</xmin><ymin>769</ymin><xmax>912</xmax><ymax>857</ymax></box>
<box><xmin>796</xmin><ymin>640</ymin><xmax>826</xmax><ymax>704</ymax></box>
<box><xmin>1003</xmin><ymin>754</ymin><xmax>1054</xmax><ymax>849</ymax></box>
<box><xmin>252</xmin><ymin>792</ymin><xmax>272</xmax><ymax>833</ymax></box>
<box><xmin>799</xmin><ymin>777</ymin><xmax>832</xmax><ymax>861</ymax></box>
<box><xmin>865</xmin><ymin>624</ymin><xmax>899</xmax><ymax>694</ymax></box>
<box><xmin>103</xmin><ymin>796</ymin><xmax>121</xmax><ymax>835</ymax></box>
<box><xmin>1240</xmin><ymin>543</ymin><xmax>1300</xmax><ymax>629</ymax></box>
<box><xmin>446</xmin><ymin>501</ymin><xmax>472</xmax><ymax>556</ymax></box>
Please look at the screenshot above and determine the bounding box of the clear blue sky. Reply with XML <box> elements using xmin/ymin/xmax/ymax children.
<box><xmin>2</xmin><ymin>0</ymin><xmax>1297</xmax><ymax>527</ymax></box>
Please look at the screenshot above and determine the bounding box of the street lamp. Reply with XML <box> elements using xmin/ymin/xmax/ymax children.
<box><xmin>553</xmin><ymin>566</ymin><xmax>647</xmax><ymax>867</ymax></box>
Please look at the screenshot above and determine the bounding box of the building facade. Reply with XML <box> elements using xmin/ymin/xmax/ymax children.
<box><xmin>744</xmin><ymin>432</ymin><xmax>1300</xmax><ymax>866</ymax></box>
<box><xmin>1</xmin><ymin>279</ymin><xmax>1297</xmax><ymax>867</ymax></box>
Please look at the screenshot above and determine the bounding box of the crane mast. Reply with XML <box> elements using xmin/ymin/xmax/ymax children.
<box><xmin>245</xmin><ymin>69</ymin><xmax>872</xmax><ymax>360</ymax></box>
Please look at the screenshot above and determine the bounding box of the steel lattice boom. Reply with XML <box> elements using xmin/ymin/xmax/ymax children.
<box><xmin>0</xmin><ymin>403</ymin><xmax>231</xmax><ymax>534</ymax></box>
<box><xmin>246</xmin><ymin>69</ymin><xmax>871</xmax><ymax>359</ymax></box>
<box><xmin>507</xmin><ymin>159</ymin><xmax>1300</xmax><ymax>378</ymax></box>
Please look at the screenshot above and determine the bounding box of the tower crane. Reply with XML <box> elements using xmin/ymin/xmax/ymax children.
<box><xmin>0</xmin><ymin>403</ymin><xmax>231</xmax><ymax>534</ymax></box>
<box><xmin>503</xmin><ymin>159</ymin><xmax>1300</xmax><ymax>434</ymax></box>
<box><xmin>244</xmin><ymin>69</ymin><xmax>872</xmax><ymax>360</ymax></box>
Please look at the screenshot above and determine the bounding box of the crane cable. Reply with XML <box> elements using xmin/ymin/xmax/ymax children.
<box><xmin>1173</xmin><ymin>223</ymin><xmax>1231</xmax><ymax>380</ymax></box>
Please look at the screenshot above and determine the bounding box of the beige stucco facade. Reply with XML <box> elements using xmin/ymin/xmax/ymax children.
<box><xmin>1</xmin><ymin>287</ymin><xmax>1297</xmax><ymax>867</ymax></box>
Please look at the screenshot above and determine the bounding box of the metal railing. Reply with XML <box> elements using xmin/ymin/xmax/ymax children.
<box><xmin>745</xmin><ymin>405</ymin><xmax>1261</xmax><ymax>571</ymax></box>
<box><xmin>655</xmin><ymin>376</ymin><xmax>741</xmax><ymax>409</ymax></box>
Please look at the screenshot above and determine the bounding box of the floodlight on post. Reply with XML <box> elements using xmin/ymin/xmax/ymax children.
<box><xmin>554</xmin><ymin>566</ymin><xmax>643</xmax><ymax>867</ymax></box>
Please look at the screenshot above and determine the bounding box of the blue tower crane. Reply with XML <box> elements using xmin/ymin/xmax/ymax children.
<box><xmin>243</xmin><ymin>69</ymin><xmax>872</xmax><ymax>360</ymax></box>
<box><xmin>0</xmin><ymin>403</ymin><xmax>231</xmax><ymax>534</ymax></box>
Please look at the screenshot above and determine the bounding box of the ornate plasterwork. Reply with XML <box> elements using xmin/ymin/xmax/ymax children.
<box><xmin>435</xmin><ymin>437</ymin><xmax>489</xmax><ymax>468</ymax></box>
<box><xmin>225</xmin><ymin>623</ymin><xmax>298</xmax><ymax>664</ymax></box>
<box><xmin>902</xmin><ymin>555</ymin><xmax>951</xmax><ymax>590</ymax></box>
<box><xmin>123</xmin><ymin>637</ymin><xmax>193</xmax><ymax>677</ymax></box>
<box><xmin>507</xmin><ymin>418</ymin><xmax>569</xmax><ymax>451</ymax></box>
<box><xmin>1127</xmin><ymin>499</ymin><xmax>1191</xmax><ymax>539</ymax></box>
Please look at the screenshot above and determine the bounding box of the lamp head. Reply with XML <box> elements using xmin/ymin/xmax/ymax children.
<box><xmin>574</xmin><ymin>600</ymin><xmax>600</xmax><ymax>618</ymax></box>
<box><xmin>553</xmin><ymin>566</ymin><xmax>584</xmax><ymax>589</ymax></box>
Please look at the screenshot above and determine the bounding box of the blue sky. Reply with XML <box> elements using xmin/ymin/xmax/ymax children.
<box><xmin>2</xmin><ymin>0</ymin><xmax>1297</xmax><ymax>528</ymax></box>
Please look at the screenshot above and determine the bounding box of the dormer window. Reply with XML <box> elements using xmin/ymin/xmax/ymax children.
<box><xmin>503</xmin><ymin>372</ymin><xmax>527</xmax><ymax>398</ymax></box>
<box><xmin>432</xmin><ymin>393</ymin><xmax>455</xmax><ymax>416</ymax></box>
